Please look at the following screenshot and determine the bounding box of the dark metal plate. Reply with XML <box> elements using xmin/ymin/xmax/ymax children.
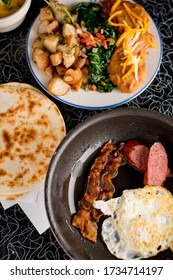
<box><xmin>45</xmin><ymin>108</ymin><xmax>173</xmax><ymax>260</ymax></box>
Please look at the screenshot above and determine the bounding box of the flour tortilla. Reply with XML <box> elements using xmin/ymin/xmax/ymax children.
<box><xmin>0</xmin><ymin>193</ymin><xmax>26</xmax><ymax>200</ymax></box>
<box><xmin>0</xmin><ymin>82</ymin><xmax>66</xmax><ymax>196</ymax></box>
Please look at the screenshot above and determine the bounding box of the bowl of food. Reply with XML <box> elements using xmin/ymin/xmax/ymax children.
<box><xmin>0</xmin><ymin>0</ymin><xmax>31</xmax><ymax>32</ymax></box>
<box><xmin>45</xmin><ymin>107</ymin><xmax>173</xmax><ymax>260</ymax></box>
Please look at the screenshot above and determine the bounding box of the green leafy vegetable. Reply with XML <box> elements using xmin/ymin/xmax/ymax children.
<box><xmin>88</xmin><ymin>47</ymin><xmax>115</xmax><ymax>92</ymax></box>
<box><xmin>0</xmin><ymin>0</ymin><xmax>12</xmax><ymax>9</ymax></box>
<box><xmin>73</xmin><ymin>2</ymin><xmax>116</xmax><ymax>92</ymax></box>
<box><xmin>0</xmin><ymin>0</ymin><xmax>4</xmax><ymax>7</ymax></box>
<box><xmin>63</xmin><ymin>7</ymin><xmax>75</xmax><ymax>25</ymax></box>
<box><xmin>73</xmin><ymin>2</ymin><xmax>101</xmax><ymax>32</ymax></box>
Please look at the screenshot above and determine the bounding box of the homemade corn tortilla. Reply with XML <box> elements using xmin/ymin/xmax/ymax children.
<box><xmin>0</xmin><ymin>82</ymin><xmax>66</xmax><ymax>196</ymax></box>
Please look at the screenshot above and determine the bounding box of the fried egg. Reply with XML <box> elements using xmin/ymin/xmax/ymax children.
<box><xmin>94</xmin><ymin>186</ymin><xmax>173</xmax><ymax>259</ymax></box>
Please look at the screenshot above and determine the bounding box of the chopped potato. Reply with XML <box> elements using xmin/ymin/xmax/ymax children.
<box><xmin>66</xmin><ymin>35</ymin><xmax>79</xmax><ymax>49</ymax></box>
<box><xmin>73</xmin><ymin>45</ymin><xmax>81</xmax><ymax>60</ymax></box>
<box><xmin>47</xmin><ymin>20</ymin><xmax>59</xmax><ymax>34</ymax></box>
<box><xmin>50</xmin><ymin>52</ymin><xmax>63</xmax><ymax>66</ymax></box>
<box><xmin>62</xmin><ymin>23</ymin><xmax>78</xmax><ymax>37</ymax></box>
<box><xmin>32</xmin><ymin>35</ymin><xmax>46</xmax><ymax>50</ymax></box>
<box><xmin>39</xmin><ymin>7</ymin><xmax>54</xmax><ymax>21</ymax></box>
<box><xmin>44</xmin><ymin>34</ymin><xmax>59</xmax><ymax>53</ymax></box>
<box><xmin>63</xmin><ymin>68</ymin><xmax>82</xmax><ymax>85</ymax></box>
<box><xmin>44</xmin><ymin>65</ymin><xmax>54</xmax><ymax>78</ymax></box>
<box><xmin>37</xmin><ymin>20</ymin><xmax>50</xmax><ymax>34</ymax></box>
<box><xmin>57</xmin><ymin>44</ymin><xmax>71</xmax><ymax>53</ymax></box>
<box><xmin>55</xmin><ymin>65</ymin><xmax>66</xmax><ymax>76</ymax></box>
<box><xmin>72</xmin><ymin>77</ymin><xmax>83</xmax><ymax>91</ymax></box>
<box><xmin>48</xmin><ymin>77</ymin><xmax>70</xmax><ymax>96</ymax></box>
<box><xmin>63</xmin><ymin>52</ymin><xmax>75</xmax><ymax>68</ymax></box>
<box><xmin>73</xmin><ymin>57</ymin><xmax>86</xmax><ymax>69</ymax></box>
<box><xmin>32</xmin><ymin>48</ymin><xmax>44</xmax><ymax>63</ymax></box>
<box><xmin>35</xmin><ymin>51</ymin><xmax>50</xmax><ymax>71</ymax></box>
<box><xmin>53</xmin><ymin>4</ymin><xmax>67</xmax><ymax>22</ymax></box>
<box><xmin>81</xmin><ymin>66</ymin><xmax>89</xmax><ymax>85</ymax></box>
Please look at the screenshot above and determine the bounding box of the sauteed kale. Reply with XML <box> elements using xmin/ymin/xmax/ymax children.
<box><xmin>73</xmin><ymin>2</ymin><xmax>116</xmax><ymax>92</ymax></box>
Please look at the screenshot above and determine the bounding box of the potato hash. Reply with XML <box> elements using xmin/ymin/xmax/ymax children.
<box><xmin>32</xmin><ymin>0</ymin><xmax>116</xmax><ymax>96</ymax></box>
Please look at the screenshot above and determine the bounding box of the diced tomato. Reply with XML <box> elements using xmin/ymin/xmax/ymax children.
<box><xmin>90</xmin><ymin>84</ymin><xmax>97</xmax><ymax>91</ymax></box>
<box><xmin>96</xmin><ymin>33</ymin><xmax>105</xmax><ymax>40</ymax></box>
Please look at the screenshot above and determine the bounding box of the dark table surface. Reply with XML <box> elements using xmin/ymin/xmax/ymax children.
<box><xmin>0</xmin><ymin>0</ymin><xmax>173</xmax><ymax>260</ymax></box>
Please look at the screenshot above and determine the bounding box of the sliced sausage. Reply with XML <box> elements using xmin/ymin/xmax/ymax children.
<box><xmin>123</xmin><ymin>140</ymin><xmax>149</xmax><ymax>172</ymax></box>
<box><xmin>144</xmin><ymin>142</ymin><xmax>168</xmax><ymax>186</ymax></box>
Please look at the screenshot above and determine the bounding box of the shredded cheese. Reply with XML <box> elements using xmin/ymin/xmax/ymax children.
<box><xmin>108</xmin><ymin>10</ymin><xmax>123</xmax><ymax>26</ymax></box>
<box><xmin>147</xmin><ymin>39</ymin><xmax>158</xmax><ymax>49</ymax></box>
<box><xmin>108</xmin><ymin>0</ymin><xmax>157</xmax><ymax>81</ymax></box>
<box><xmin>123</xmin><ymin>2</ymin><xmax>144</xmax><ymax>24</ymax></box>
<box><xmin>109</xmin><ymin>0</ymin><xmax>122</xmax><ymax>15</ymax></box>
<box><xmin>108</xmin><ymin>21</ymin><xmax>127</xmax><ymax>28</ymax></box>
<box><xmin>116</xmin><ymin>30</ymin><xmax>131</xmax><ymax>47</ymax></box>
<box><xmin>122</xmin><ymin>54</ymin><xmax>132</xmax><ymax>74</ymax></box>
<box><xmin>109</xmin><ymin>10</ymin><xmax>122</xmax><ymax>19</ymax></box>
<box><xmin>122</xmin><ymin>64</ymin><xmax>134</xmax><ymax>80</ymax></box>
<box><xmin>126</xmin><ymin>31</ymin><xmax>141</xmax><ymax>48</ymax></box>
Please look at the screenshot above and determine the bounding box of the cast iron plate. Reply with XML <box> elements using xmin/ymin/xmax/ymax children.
<box><xmin>45</xmin><ymin>108</ymin><xmax>173</xmax><ymax>260</ymax></box>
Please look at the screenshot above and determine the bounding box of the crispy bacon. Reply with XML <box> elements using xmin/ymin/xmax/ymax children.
<box><xmin>72</xmin><ymin>141</ymin><xmax>125</xmax><ymax>242</ymax></box>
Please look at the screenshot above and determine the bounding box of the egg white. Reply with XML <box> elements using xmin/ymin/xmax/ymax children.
<box><xmin>94</xmin><ymin>186</ymin><xmax>173</xmax><ymax>259</ymax></box>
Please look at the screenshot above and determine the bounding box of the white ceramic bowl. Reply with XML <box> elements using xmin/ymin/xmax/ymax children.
<box><xmin>0</xmin><ymin>0</ymin><xmax>31</xmax><ymax>33</ymax></box>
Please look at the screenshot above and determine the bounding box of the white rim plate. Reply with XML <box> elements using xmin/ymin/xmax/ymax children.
<box><xmin>26</xmin><ymin>0</ymin><xmax>162</xmax><ymax>109</ymax></box>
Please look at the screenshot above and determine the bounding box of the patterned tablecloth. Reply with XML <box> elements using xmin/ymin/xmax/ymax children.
<box><xmin>0</xmin><ymin>0</ymin><xmax>173</xmax><ymax>259</ymax></box>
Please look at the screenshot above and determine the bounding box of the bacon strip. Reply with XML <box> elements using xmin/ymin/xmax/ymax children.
<box><xmin>72</xmin><ymin>141</ymin><xmax>125</xmax><ymax>242</ymax></box>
